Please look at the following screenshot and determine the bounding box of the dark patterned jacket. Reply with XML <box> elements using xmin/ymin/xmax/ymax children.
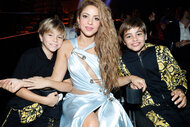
<box><xmin>118</xmin><ymin>43</ymin><xmax>187</xmax><ymax>126</ymax></box>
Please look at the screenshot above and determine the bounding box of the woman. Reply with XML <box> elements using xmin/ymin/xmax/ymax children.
<box><xmin>23</xmin><ymin>0</ymin><xmax>146</xmax><ymax>126</ymax></box>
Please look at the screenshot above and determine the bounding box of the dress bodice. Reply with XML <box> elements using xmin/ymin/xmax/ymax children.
<box><xmin>60</xmin><ymin>38</ymin><xmax>133</xmax><ymax>127</ymax></box>
<box><xmin>68</xmin><ymin>38</ymin><xmax>103</xmax><ymax>93</ymax></box>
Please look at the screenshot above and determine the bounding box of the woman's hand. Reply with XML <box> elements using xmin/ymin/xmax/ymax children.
<box><xmin>129</xmin><ymin>75</ymin><xmax>146</xmax><ymax>92</ymax></box>
<box><xmin>23</xmin><ymin>76</ymin><xmax>50</xmax><ymax>90</ymax></box>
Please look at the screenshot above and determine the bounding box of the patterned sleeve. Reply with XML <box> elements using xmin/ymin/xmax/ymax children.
<box><xmin>118</xmin><ymin>57</ymin><xmax>131</xmax><ymax>77</ymax></box>
<box><xmin>156</xmin><ymin>45</ymin><xmax>188</xmax><ymax>93</ymax></box>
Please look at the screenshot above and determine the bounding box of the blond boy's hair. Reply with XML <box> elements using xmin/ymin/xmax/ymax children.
<box><xmin>38</xmin><ymin>18</ymin><xmax>66</xmax><ymax>39</ymax></box>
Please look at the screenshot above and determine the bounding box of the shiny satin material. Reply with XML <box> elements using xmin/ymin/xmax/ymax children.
<box><xmin>59</xmin><ymin>38</ymin><xmax>133</xmax><ymax>127</ymax></box>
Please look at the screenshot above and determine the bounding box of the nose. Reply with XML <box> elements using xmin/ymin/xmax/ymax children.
<box><xmin>53</xmin><ymin>36</ymin><xmax>58</xmax><ymax>42</ymax></box>
<box><xmin>88</xmin><ymin>18</ymin><xmax>93</xmax><ymax>25</ymax></box>
<box><xmin>133</xmin><ymin>36</ymin><xmax>138</xmax><ymax>41</ymax></box>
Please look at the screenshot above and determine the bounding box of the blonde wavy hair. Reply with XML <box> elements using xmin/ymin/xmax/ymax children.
<box><xmin>77</xmin><ymin>0</ymin><xmax>120</xmax><ymax>92</ymax></box>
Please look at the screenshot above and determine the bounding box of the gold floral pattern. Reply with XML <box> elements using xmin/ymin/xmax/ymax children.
<box><xmin>146</xmin><ymin>110</ymin><xmax>170</xmax><ymax>127</ymax></box>
<box><xmin>155</xmin><ymin>44</ymin><xmax>187</xmax><ymax>92</ymax></box>
<box><xmin>18</xmin><ymin>103</ymin><xmax>43</xmax><ymax>124</ymax></box>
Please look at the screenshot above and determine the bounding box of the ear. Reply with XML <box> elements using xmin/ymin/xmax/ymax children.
<box><xmin>123</xmin><ymin>41</ymin><xmax>127</xmax><ymax>46</ymax></box>
<box><xmin>119</xmin><ymin>36</ymin><xmax>126</xmax><ymax>45</ymax></box>
<box><xmin>145</xmin><ymin>33</ymin><xmax>147</xmax><ymax>41</ymax></box>
<box><xmin>77</xmin><ymin>16</ymin><xmax>80</xmax><ymax>25</ymax></box>
<box><xmin>39</xmin><ymin>34</ymin><xmax>43</xmax><ymax>42</ymax></box>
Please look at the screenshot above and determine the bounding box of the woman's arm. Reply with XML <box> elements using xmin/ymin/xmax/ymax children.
<box><xmin>23</xmin><ymin>40</ymin><xmax>73</xmax><ymax>92</ymax></box>
<box><xmin>16</xmin><ymin>40</ymin><xmax>73</xmax><ymax>106</ymax></box>
<box><xmin>1</xmin><ymin>40</ymin><xmax>73</xmax><ymax>106</ymax></box>
<box><xmin>118</xmin><ymin>75</ymin><xmax>146</xmax><ymax>92</ymax></box>
<box><xmin>24</xmin><ymin>77</ymin><xmax>72</xmax><ymax>92</ymax></box>
<box><xmin>118</xmin><ymin>57</ymin><xmax>147</xmax><ymax>92</ymax></box>
<box><xmin>51</xmin><ymin>40</ymin><xmax>72</xmax><ymax>81</ymax></box>
<box><xmin>16</xmin><ymin>87</ymin><xmax>58</xmax><ymax>107</ymax></box>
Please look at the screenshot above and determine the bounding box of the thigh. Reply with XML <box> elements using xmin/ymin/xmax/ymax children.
<box><xmin>82</xmin><ymin>112</ymin><xmax>99</xmax><ymax>127</ymax></box>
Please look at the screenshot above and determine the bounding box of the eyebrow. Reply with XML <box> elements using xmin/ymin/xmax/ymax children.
<box><xmin>82</xmin><ymin>12</ymin><xmax>99</xmax><ymax>17</ymax></box>
<box><xmin>124</xmin><ymin>31</ymin><xmax>131</xmax><ymax>36</ymax></box>
<box><xmin>124</xmin><ymin>30</ymin><xmax>143</xmax><ymax>36</ymax></box>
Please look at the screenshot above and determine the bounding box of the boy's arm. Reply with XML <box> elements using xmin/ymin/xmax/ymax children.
<box><xmin>16</xmin><ymin>87</ymin><xmax>58</xmax><ymax>107</ymax></box>
<box><xmin>9</xmin><ymin>49</ymin><xmax>58</xmax><ymax>107</ymax></box>
<box><xmin>159</xmin><ymin>46</ymin><xmax>187</xmax><ymax>108</ymax></box>
<box><xmin>0</xmin><ymin>52</ymin><xmax>33</xmax><ymax>93</ymax></box>
<box><xmin>163</xmin><ymin>46</ymin><xmax>187</xmax><ymax>93</ymax></box>
<box><xmin>0</xmin><ymin>79</ymin><xmax>23</xmax><ymax>93</ymax></box>
<box><xmin>0</xmin><ymin>78</ymin><xmax>58</xmax><ymax>107</ymax></box>
<box><xmin>1</xmin><ymin>78</ymin><xmax>59</xmax><ymax>107</ymax></box>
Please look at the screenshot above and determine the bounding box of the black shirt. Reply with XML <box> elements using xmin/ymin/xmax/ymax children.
<box><xmin>8</xmin><ymin>46</ymin><xmax>70</xmax><ymax>109</ymax></box>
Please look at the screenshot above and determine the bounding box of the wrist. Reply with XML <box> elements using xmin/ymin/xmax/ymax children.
<box><xmin>47</xmin><ymin>79</ymin><xmax>53</xmax><ymax>88</ymax></box>
<box><xmin>20</xmin><ymin>80</ymin><xmax>26</xmax><ymax>87</ymax></box>
<box><xmin>129</xmin><ymin>75</ymin><xmax>133</xmax><ymax>82</ymax></box>
<box><xmin>40</xmin><ymin>96</ymin><xmax>48</xmax><ymax>105</ymax></box>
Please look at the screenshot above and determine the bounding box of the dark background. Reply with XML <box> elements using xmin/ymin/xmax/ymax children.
<box><xmin>0</xmin><ymin>0</ymin><xmax>189</xmax><ymax>125</ymax></box>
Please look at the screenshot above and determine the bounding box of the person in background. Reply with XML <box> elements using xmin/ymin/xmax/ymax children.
<box><xmin>142</xmin><ymin>9</ymin><xmax>157</xmax><ymax>43</ymax></box>
<box><xmin>165</xmin><ymin>6</ymin><xmax>190</xmax><ymax>88</ymax></box>
<box><xmin>65</xmin><ymin>11</ymin><xmax>78</xmax><ymax>40</ymax></box>
<box><xmin>118</xmin><ymin>17</ymin><xmax>190</xmax><ymax>127</ymax></box>
<box><xmin>147</xmin><ymin>16</ymin><xmax>168</xmax><ymax>46</ymax></box>
<box><xmin>165</xmin><ymin>7</ymin><xmax>190</xmax><ymax>49</ymax></box>
<box><xmin>0</xmin><ymin>18</ymin><xmax>71</xmax><ymax>127</ymax></box>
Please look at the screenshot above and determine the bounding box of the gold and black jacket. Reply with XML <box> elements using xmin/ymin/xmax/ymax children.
<box><xmin>118</xmin><ymin>43</ymin><xmax>187</xmax><ymax>126</ymax></box>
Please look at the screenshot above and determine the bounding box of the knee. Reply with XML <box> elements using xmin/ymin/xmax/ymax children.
<box><xmin>82</xmin><ymin>115</ymin><xmax>99</xmax><ymax>127</ymax></box>
<box><xmin>82</xmin><ymin>120</ymin><xmax>99</xmax><ymax>127</ymax></box>
<box><xmin>88</xmin><ymin>120</ymin><xmax>99</xmax><ymax>127</ymax></box>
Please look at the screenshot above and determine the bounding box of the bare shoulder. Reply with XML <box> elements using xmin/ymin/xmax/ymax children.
<box><xmin>61</xmin><ymin>40</ymin><xmax>73</xmax><ymax>49</ymax></box>
<box><xmin>59</xmin><ymin>39</ymin><xmax>73</xmax><ymax>57</ymax></box>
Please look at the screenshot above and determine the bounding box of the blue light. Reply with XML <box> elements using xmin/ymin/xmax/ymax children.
<box><xmin>105</xmin><ymin>0</ymin><xmax>111</xmax><ymax>6</ymax></box>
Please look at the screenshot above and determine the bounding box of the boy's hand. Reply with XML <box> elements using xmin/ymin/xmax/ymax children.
<box><xmin>171</xmin><ymin>89</ymin><xmax>186</xmax><ymax>108</ymax></box>
<box><xmin>45</xmin><ymin>92</ymin><xmax>59</xmax><ymax>107</ymax></box>
<box><xmin>129</xmin><ymin>75</ymin><xmax>146</xmax><ymax>92</ymax></box>
<box><xmin>0</xmin><ymin>78</ymin><xmax>24</xmax><ymax>93</ymax></box>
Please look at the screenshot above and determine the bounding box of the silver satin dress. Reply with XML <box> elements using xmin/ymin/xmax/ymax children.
<box><xmin>59</xmin><ymin>38</ymin><xmax>133</xmax><ymax>127</ymax></box>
